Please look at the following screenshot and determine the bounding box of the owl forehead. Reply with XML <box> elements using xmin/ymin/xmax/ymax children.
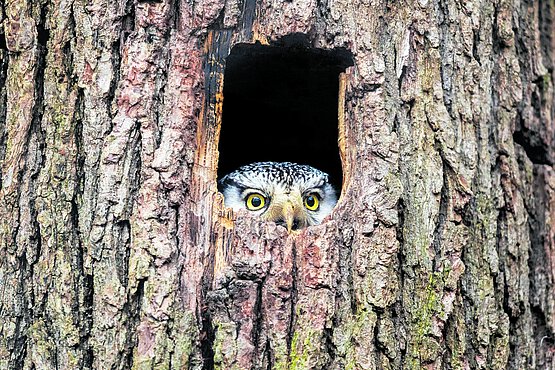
<box><xmin>222</xmin><ymin>162</ymin><xmax>328</xmax><ymax>192</ymax></box>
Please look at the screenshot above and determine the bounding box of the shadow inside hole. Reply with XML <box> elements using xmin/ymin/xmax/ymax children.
<box><xmin>218</xmin><ymin>36</ymin><xmax>354</xmax><ymax>192</ymax></box>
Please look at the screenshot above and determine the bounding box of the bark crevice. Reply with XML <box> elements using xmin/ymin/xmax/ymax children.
<box><xmin>286</xmin><ymin>240</ymin><xmax>299</xmax><ymax>359</ymax></box>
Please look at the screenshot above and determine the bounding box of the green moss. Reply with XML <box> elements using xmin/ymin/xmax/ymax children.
<box><xmin>212</xmin><ymin>321</ymin><xmax>237</xmax><ymax>370</ymax></box>
<box><xmin>407</xmin><ymin>272</ymin><xmax>447</xmax><ymax>369</ymax></box>
<box><xmin>271</xmin><ymin>340</ymin><xmax>290</xmax><ymax>370</ymax></box>
<box><xmin>289</xmin><ymin>325</ymin><xmax>328</xmax><ymax>370</ymax></box>
<box><xmin>289</xmin><ymin>330</ymin><xmax>309</xmax><ymax>370</ymax></box>
<box><xmin>28</xmin><ymin>320</ymin><xmax>54</xmax><ymax>355</ymax></box>
<box><xmin>343</xmin><ymin>308</ymin><xmax>377</xmax><ymax>370</ymax></box>
<box><xmin>542</xmin><ymin>73</ymin><xmax>551</xmax><ymax>92</ymax></box>
<box><xmin>450</xmin><ymin>337</ymin><xmax>464</xmax><ymax>370</ymax></box>
<box><xmin>170</xmin><ymin>311</ymin><xmax>199</xmax><ymax>370</ymax></box>
<box><xmin>132</xmin><ymin>352</ymin><xmax>153</xmax><ymax>370</ymax></box>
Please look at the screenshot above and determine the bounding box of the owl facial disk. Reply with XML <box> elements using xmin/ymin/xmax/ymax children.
<box><xmin>219</xmin><ymin>162</ymin><xmax>337</xmax><ymax>231</ymax></box>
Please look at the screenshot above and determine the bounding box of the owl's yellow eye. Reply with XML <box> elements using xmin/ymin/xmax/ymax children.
<box><xmin>246</xmin><ymin>193</ymin><xmax>266</xmax><ymax>210</ymax></box>
<box><xmin>304</xmin><ymin>194</ymin><xmax>320</xmax><ymax>211</ymax></box>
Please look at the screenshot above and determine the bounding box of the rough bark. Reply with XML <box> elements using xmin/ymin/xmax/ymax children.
<box><xmin>0</xmin><ymin>0</ymin><xmax>553</xmax><ymax>369</ymax></box>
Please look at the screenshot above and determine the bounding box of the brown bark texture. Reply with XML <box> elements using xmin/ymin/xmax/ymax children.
<box><xmin>0</xmin><ymin>0</ymin><xmax>554</xmax><ymax>369</ymax></box>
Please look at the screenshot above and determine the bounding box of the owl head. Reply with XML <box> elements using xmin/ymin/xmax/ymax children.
<box><xmin>219</xmin><ymin>162</ymin><xmax>337</xmax><ymax>232</ymax></box>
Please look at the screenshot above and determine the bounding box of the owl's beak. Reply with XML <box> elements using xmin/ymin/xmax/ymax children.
<box><xmin>264</xmin><ymin>192</ymin><xmax>307</xmax><ymax>232</ymax></box>
<box><xmin>282</xmin><ymin>201</ymin><xmax>297</xmax><ymax>233</ymax></box>
<box><xmin>280</xmin><ymin>197</ymin><xmax>308</xmax><ymax>233</ymax></box>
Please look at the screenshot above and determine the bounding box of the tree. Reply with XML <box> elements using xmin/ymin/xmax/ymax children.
<box><xmin>0</xmin><ymin>0</ymin><xmax>553</xmax><ymax>369</ymax></box>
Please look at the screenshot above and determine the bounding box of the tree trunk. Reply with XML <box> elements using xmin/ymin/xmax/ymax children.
<box><xmin>0</xmin><ymin>0</ymin><xmax>554</xmax><ymax>369</ymax></box>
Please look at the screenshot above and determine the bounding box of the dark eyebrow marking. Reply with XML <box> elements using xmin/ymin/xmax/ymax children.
<box><xmin>240</xmin><ymin>188</ymin><xmax>268</xmax><ymax>199</ymax></box>
<box><xmin>302</xmin><ymin>188</ymin><xmax>324</xmax><ymax>198</ymax></box>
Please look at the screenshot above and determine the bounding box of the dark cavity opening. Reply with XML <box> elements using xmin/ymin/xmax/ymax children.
<box><xmin>217</xmin><ymin>36</ymin><xmax>353</xmax><ymax>191</ymax></box>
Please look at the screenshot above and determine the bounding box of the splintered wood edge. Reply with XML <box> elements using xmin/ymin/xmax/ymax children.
<box><xmin>337</xmin><ymin>72</ymin><xmax>350</xmax><ymax>204</ymax></box>
<box><xmin>195</xmin><ymin>30</ymin><xmax>235</xmax><ymax>281</ymax></box>
<box><xmin>196</xmin><ymin>30</ymin><xmax>225</xmax><ymax>174</ymax></box>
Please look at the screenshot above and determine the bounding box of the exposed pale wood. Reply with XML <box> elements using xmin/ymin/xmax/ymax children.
<box><xmin>337</xmin><ymin>72</ymin><xmax>350</xmax><ymax>201</ymax></box>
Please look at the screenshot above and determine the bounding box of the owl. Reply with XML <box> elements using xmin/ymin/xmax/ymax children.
<box><xmin>219</xmin><ymin>162</ymin><xmax>337</xmax><ymax>232</ymax></box>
